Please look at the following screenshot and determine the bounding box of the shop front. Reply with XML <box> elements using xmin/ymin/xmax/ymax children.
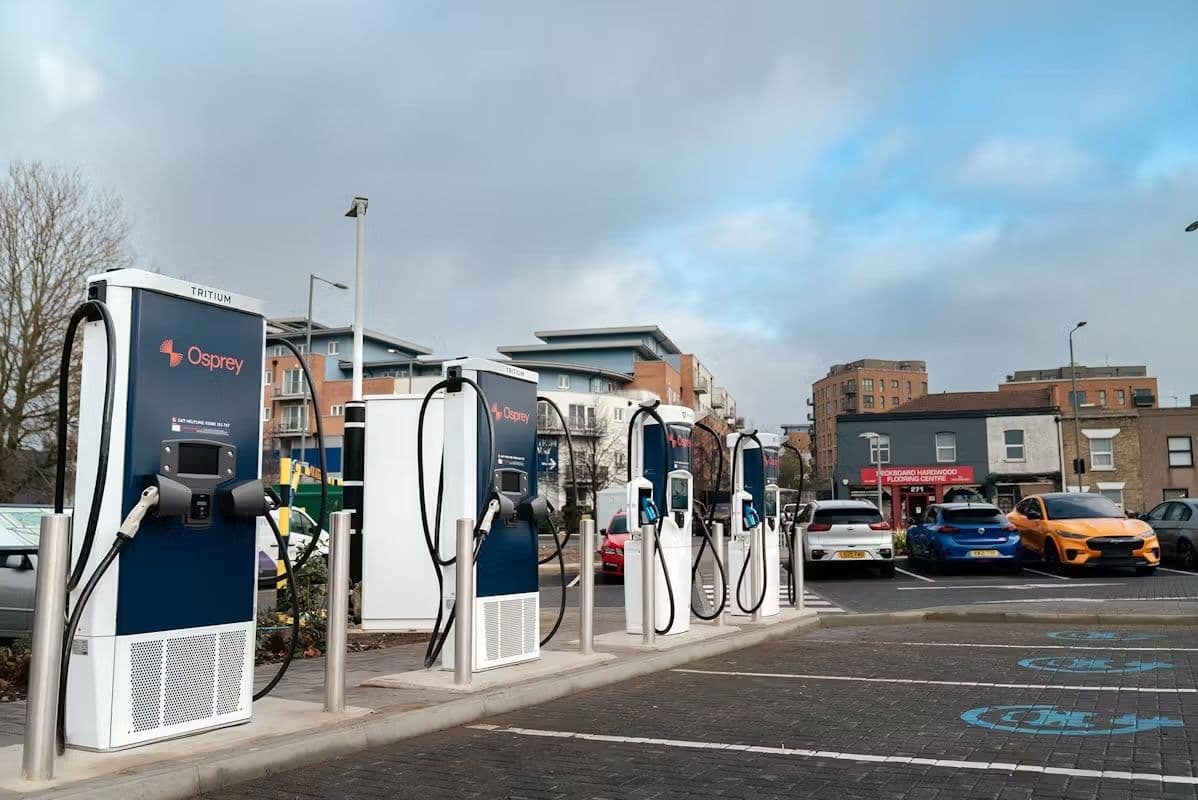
<box><xmin>860</xmin><ymin>465</ymin><xmax>977</xmax><ymax>527</ymax></box>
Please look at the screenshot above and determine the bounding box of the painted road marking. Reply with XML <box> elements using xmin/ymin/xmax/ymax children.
<box><xmin>470</xmin><ymin>724</ymin><xmax>1198</xmax><ymax>786</ymax></box>
<box><xmin>1159</xmin><ymin>567</ymin><xmax>1198</xmax><ymax>576</ymax></box>
<box><xmin>1018</xmin><ymin>656</ymin><xmax>1171</xmax><ymax>673</ymax></box>
<box><xmin>806</xmin><ymin>639</ymin><xmax>1198</xmax><ymax>652</ymax></box>
<box><xmin>702</xmin><ymin>584</ymin><xmax>846</xmax><ymax>613</ymax></box>
<box><xmin>671</xmin><ymin>668</ymin><xmax>1196</xmax><ymax>693</ymax></box>
<box><xmin>976</xmin><ymin>595</ymin><xmax>1198</xmax><ymax>603</ymax></box>
<box><xmin>1049</xmin><ymin>630</ymin><xmax>1156</xmax><ymax>642</ymax></box>
<box><xmin>895</xmin><ymin>567</ymin><xmax>935</xmax><ymax>583</ymax></box>
<box><xmin>896</xmin><ymin>582</ymin><xmax>1117</xmax><ymax>591</ymax></box>
<box><xmin>1023</xmin><ymin>567</ymin><xmax>1070</xmax><ymax>580</ymax></box>
<box><xmin>961</xmin><ymin>705</ymin><xmax>1183</xmax><ymax>736</ymax></box>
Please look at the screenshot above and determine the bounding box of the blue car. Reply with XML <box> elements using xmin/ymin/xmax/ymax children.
<box><xmin>906</xmin><ymin>503</ymin><xmax>1022</xmax><ymax>574</ymax></box>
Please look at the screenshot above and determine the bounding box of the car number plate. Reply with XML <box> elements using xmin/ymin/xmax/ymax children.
<box><xmin>968</xmin><ymin>549</ymin><xmax>1000</xmax><ymax>558</ymax></box>
<box><xmin>837</xmin><ymin>550</ymin><xmax>867</xmax><ymax>559</ymax></box>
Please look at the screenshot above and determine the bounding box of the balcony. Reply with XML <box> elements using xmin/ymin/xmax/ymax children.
<box><xmin>843</xmin><ymin>384</ymin><xmax>857</xmax><ymax>395</ymax></box>
<box><xmin>710</xmin><ymin>393</ymin><xmax>726</xmax><ymax>409</ymax></box>
<box><xmin>693</xmin><ymin>377</ymin><xmax>709</xmax><ymax>395</ymax></box>
<box><xmin>272</xmin><ymin>386</ymin><xmax>309</xmax><ymax>401</ymax></box>
<box><xmin>806</xmin><ymin>412</ymin><xmax>814</xmax><ymax>422</ymax></box>
<box><xmin>806</xmin><ymin>397</ymin><xmax>813</xmax><ymax>406</ymax></box>
<box><xmin>274</xmin><ymin>422</ymin><xmax>311</xmax><ymax>435</ymax></box>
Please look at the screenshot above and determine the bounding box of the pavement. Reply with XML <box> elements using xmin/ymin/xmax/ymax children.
<box><xmin>203</xmin><ymin>613</ymin><xmax>1198</xmax><ymax>800</ymax></box>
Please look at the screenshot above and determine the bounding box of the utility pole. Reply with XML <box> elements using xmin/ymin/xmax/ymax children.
<box><xmin>1068</xmin><ymin>322</ymin><xmax>1087</xmax><ymax>493</ymax></box>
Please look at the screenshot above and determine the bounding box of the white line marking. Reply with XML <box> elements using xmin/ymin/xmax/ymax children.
<box><xmin>807</xmin><ymin>639</ymin><xmax>1198</xmax><ymax>652</ymax></box>
<box><xmin>470</xmin><ymin>725</ymin><xmax>1198</xmax><ymax>786</ymax></box>
<box><xmin>896</xmin><ymin>582</ymin><xmax>1117</xmax><ymax>591</ymax></box>
<box><xmin>1022</xmin><ymin>567</ymin><xmax>1070</xmax><ymax>580</ymax></box>
<box><xmin>1159</xmin><ymin>567</ymin><xmax>1198</xmax><ymax>576</ymax></box>
<box><xmin>895</xmin><ymin>567</ymin><xmax>935</xmax><ymax>583</ymax></box>
<box><xmin>566</xmin><ymin>574</ymin><xmax>581</xmax><ymax>588</ymax></box>
<box><xmin>672</xmin><ymin>668</ymin><xmax>1195</xmax><ymax>693</ymax></box>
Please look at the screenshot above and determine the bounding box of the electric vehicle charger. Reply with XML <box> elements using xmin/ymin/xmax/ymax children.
<box><xmin>689</xmin><ymin>421</ymin><xmax>728</xmax><ymax>620</ymax></box>
<box><xmin>779</xmin><ymin>441</ymin><xmax>805</xmax><ymax>607</ymax></box>
<box><xmin>729</xmin><ymin>431</ymin><xmax>768</xmax><ymax>615</ymax></box>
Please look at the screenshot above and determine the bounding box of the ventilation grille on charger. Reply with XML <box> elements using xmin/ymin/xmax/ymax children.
<box><xmin>127</xmin><ymin>628</ymin><xmax>248</xmax><ymax>735</ymax></box>
<box><xmin>482</xmin><ymin>596</ymin><xmax>537</xmax><ymax>663</ymax></box>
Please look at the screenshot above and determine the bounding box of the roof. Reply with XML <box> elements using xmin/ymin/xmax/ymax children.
<box><xmin>500</xmin><ymin>359</ymin><xmax>633</xmax><ymax>384</ymax></box>
<box><xmin>1007</xmin><ymin>365</ymin><xmax>1150</xmax><ymax>382</ymax></box>
<box><xmin>532</xmin><ymin>325</ymin><xmax>681</xmax><ymax>355</ymax></box>
<box><xmin>267</xmin><ymin>322</ymin><xmax>432</xmax><ymax>355</ymax></box>
<box><xmin>895</xmin><ymin>389</ymin><xmax>1055</xmax><ymax>414</ymax></box>
<box><xmin>496</xmin><ymin>339</ymin><xmax>659</xmax><ymax>361</ymax></box>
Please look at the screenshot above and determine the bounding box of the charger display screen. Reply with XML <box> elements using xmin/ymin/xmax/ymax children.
<box><xmin>497</xmin><ymin>469</ymin><xmax>524</xmax><ymax>494</ymax></box>
<box><xmin>178</xmin><ymin>443</ymin><xmax>220</xmax><ymax>476</ymax></box>
<box><xmin>670</xmin><ymin>477</ymin><xmax>688</xmax><ymax>511</ymax></box>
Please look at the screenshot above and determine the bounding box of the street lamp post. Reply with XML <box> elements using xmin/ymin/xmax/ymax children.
<box><xmin>1068</xmin><ymin>321</ymin><xmax>1088</xmax><ymax>493</ymax></box>
<box><xmin>387</xmin><ymin>347</ymin><xmax>415</xmax><ymax>393</ymax></box>
<box><xmin>345</xmin><ymin>197</ymin><xmax>368</xmax><ymax>401</ymax></box>
<box><xmin>860</xmin><ymin>432</ymin><xmax>884</xmax><ymax>520</ymax></box>
<box><xmin>301</xmin><ymin>274</ymin><xmax>348</xmax><ymax>466</ymax></box>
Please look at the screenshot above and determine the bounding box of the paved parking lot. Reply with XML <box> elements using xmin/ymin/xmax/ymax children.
<box><xmin>809</xmin><ymin>556</ymin><xmax>1198</xmax><ymax>613</ymax></box>
<box><xmin>204</xmin><ymin>620</ymin><xmax>1198</xmax><ymax>800</ymax></box>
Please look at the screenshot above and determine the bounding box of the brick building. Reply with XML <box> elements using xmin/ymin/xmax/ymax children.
<box><xmin>1001</xmin><ymin>365</ymin><xmax>1158</xmax><ymax>411</ymax></box>
<box><xmin>810</xmin><ymin>358</ymin><xmax>928</xmax><ymax>496</ymax></box>
<box><xmin>1059</xmin><ymin>410</ymin><xmax>1143</xmax><ymax>513</ymax></box>
<box><xmin>1139</xmin><ymin>404</ymin><xmax>1198</xmax><ymax>504</ymax></box>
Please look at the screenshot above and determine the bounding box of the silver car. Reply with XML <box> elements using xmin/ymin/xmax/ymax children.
<box><xmin>1142</xmin><ymin>499</ymin><xmax>1198</xmax><ymax>569</ymax></box>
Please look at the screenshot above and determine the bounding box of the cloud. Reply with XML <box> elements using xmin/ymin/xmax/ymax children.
<box><xmin>954</xmin><ymin>139</ymin><xmax>1095</xmax><ymax>192</ymax></box>
<box><xmin>698</xmin><ymin>203</ymin><xmax>817</xmax><ymax>261</ymax></box>
<box><xmin>34</xmin><ymin>50</ymin><xmax>102</xmax><ymax>113</ymax></box>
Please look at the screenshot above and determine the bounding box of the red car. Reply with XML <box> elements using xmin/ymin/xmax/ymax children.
<box><xmin>600</xmin><ymin>510</ymin><xmax>629</xmax><ymax>582</ymax></box>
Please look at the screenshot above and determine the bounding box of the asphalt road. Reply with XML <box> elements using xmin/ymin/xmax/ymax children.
<box><xmin>205</xmin><ymin>620</ymin><xmax>1198</xmax><ymax>799</ymax></box>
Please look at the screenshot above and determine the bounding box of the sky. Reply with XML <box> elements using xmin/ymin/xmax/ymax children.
<box><xmin>2</xmin><ymin>1</ymin><xmax>1197</xmax><ymax>428</ymax></box>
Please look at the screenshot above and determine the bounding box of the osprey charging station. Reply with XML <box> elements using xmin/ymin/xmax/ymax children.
<box><xmin>727</xmin><ymin>431</ymin><xmax>781</xmax><ymax>618</ymax></box>
<box><xmin>624</xmin><ymin>404</ymin><xmax>694</xmax><ymax>636</ymax></box>
<box><xmin>362</xmin><ymin>358</ymin><xmax>544</xmax><ymax>672</ymax></box>
<box><xmin>66</xmin><ymin>269</ymin><xmax>265</xmax><ymax>751</ymax></box>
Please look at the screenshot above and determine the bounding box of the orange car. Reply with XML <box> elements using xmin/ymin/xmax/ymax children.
<box><xmin>1008</xmin><ymin>492</ymin><xmax>1160</xmax><ymax>575</ymax></box>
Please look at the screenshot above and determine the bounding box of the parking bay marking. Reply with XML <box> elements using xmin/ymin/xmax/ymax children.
<box><xmin>895</xmin><ymin>566</ymin><xmax>935</xmax><ymax>583</ymax></box>
<box><xmin>896</xmin><ymin>582</ymin><xmax>1118</xmax><ymax>591</ymax></box>
<box><xmin>671</xmin><ymin>668</ymin><xmax>1196</xmax><ymax>693</ymax></box>
<box><xmin>1022</xmin><ymin>566</ymin><xmax>1071</xmax><ymax>580</ymax></box>
<box><xmin>1158</xmin><ymin>567</ymin><xmax>1198</xmax><ymax>576</ymax></box>
<box><xmin>806</xmin><ymin>639</ymin><xmax>1198</xmax><ymax>652</ymax></box>
<box><xmin>471</xmin><ymin>724</ymin><xmax>1198</xmax><ymax>786</ymax></box>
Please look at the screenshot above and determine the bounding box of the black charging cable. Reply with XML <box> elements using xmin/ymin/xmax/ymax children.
<box><xmin>780</xmin><ymin>442</ymin><xmax>805</xmax><ymax>607</ymax></box>
<box><xmin>732</xmin><ymin>432</ymin><xmax>769</xmax><ymax>615</ymax></box>
<box><xmin>535</xmin><ymin>395</ymin><xmax>577</xmax><ymax>646</ymax></box>
<box><xmin>624</xmin><ymin>402</ymin><xmax>676</xmax><ymax>636</ymax></box>
<box><xmin>690</xmin><ymin>421</ymin><xmax>728</xmax><ymax>619</ymax></box>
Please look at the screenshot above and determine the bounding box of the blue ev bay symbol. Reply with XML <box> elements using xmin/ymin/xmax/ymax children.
<box><xmin>962</xmin><ymin>705</ymin><xmax>1183</xmax><ymax>736</ymax></box>
<box><xmin>1047</xmin><ymin>631</ymin><xmax>1158</xmax><ymax>642</ymax></box>
<box><xmin>1018</xmin><ymin>656</ymin><xmax>1173</xmax><ymax>674</ymax></box>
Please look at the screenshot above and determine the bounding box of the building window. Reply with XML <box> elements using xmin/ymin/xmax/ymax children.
<box><xmin>614</xmin><ymin>451</ymin><xmax>627</xmax><ymax>472</ymax></box>
<box><xmin>862</xmin><ymin>378</ymin><xmax>874</xmax><ymax>392</ymax></box>
<box><xmin>264</xmin><ymin>369</ymin><xmax>272</xmax><ymax>386</ymax></box>
<box><xmin>846</xmin><ymin>379</ymin><xmax>857</xmax><ymax>392</ymax></box>
<box><xmin>1168</xmin><ymin>436</ymin><xmax>1194</xmax><ymax>467</ymax></box>
<box><xmin>568</xmin><ymin>404</ymin><xmax>596</xmax><ymax>429</ymax></box>
<box><xmin>935</xmin><ymin>432</ymin><xmax>957</xmax><ymax>463</ymax></box>
<box><xmin>269</xmin><ymin>345</ymin><xmax>286</xmax><ymax>357</ymax></box>
<box><xmin>613</xmin><ymin>406</ymin><xmax>625</xmax><ymax>423</ymax></box>
<box><xmin>1004</xmin><ymin>429</ymin><xmax>1025</xmax><ymax>461</ymax></box>
<box><xmin>879</xmin><ymin>396</ymin><xmax>885</xmax><ymax>408</ymax></box>
<box><xmin>1164</xmin><ymin>488</ymin><xmax>1190</xmax><ymax>500</ymax></box>
<box><xmin>557</xmin><ymin>374</ymin><xmax>570</xmax><ymax>390</ymax></box>
<box><xmin>1068</xmin><ymin>390</ymin><xmax>1087</xmax><ymax>408</ymax></box>
<box><xmin>262</xmin><ymin>406</ymin><xmax>271</xmax><ymax>422</ymax></box>
<box><xmin>1116</xmin><ymin>389</ymin><xmax>1126</xmax><ymax>406</ymax></box>
<box><xmin>1090</xmin><ymin>437</ymin><xmax>1114</xmax><ymax>470</ymax></box>
<box><xmin>327</xmin><ymin>341</ymin><xmax>339</xmax><ymax>356</ymax></box>
<box><xmin>537</xmin><ymin>401</ymin><xmax>551</xmax><ymax>429</ymax></box>
<box><xmin>906</xmin><ymin>381</ymin><xmax>912</xmax><ymax>395</ymax></box>
<box><xmin>330</xmin><ymin>404</ymin><xmax>344</xmax><ymax>417</ymax></box>
<box><xmin>825</xmin><ymin>401</ymin><xmax>832</xmax><ymax>414</ymax></box>
<box><xmin>892</xmin><ymin>396</ymin><xmax>900</xmax><ymax>407</ymax></box>
<box><xmin>295</xmin><ymin>343</ymin><xmax>308</xmax><ymax>355</ymax></box>
<box><xmin>282</xmin><ymin>405</ymin><xmax>307</xmax><ymax>432</ymax></box>
<box><xmin>863</xmin><ymin>395</ymin><xmax>875</xmax><ymax>409</ymax></box>
<box><xmin>1097</xmin><ymin>389</ymin><xmax>1106</xmax><ymax>407</ymax></box>
<box><xmin>891</xmin><ymin>380</ymin><xmax>899</xmax><ymax>389</ymax></box>
<box><xmin>921</xmin><ymin>382</ymin><xmax>927</xmax><ymax>394</ymax></box>
<box><xmin>870</xmin><ymin>434</ymin><xmax>890</xmax><ymax>464</ymax></box>
<box><xmin>283</xmin><ymin>368</ymin><xmax>304</xmax><ymax>395</ymax></box>
<box><xmin>1098</xmin><ymin>485</ymin><xmax>1125</xmax><ymax>510</ymax></box>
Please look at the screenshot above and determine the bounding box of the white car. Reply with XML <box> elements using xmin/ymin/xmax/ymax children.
<box><xmin>257</xmin><ymin>506</ymin><xmax>329</xmax><ymax>571</ymax></box>
<box><xmin>797</xmin><ymin>499</ymin><xmax>895</xmax><ymax>578</ymax></box>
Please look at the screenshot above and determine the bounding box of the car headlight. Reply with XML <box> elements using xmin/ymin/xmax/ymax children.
<box><xmin>1055</xmin><ymin>530</ymin><xmax>1088</xmax><ymax>540</ymax></box>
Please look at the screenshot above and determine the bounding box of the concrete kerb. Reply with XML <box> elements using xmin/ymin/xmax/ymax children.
<box><xmin>28</xmin><ymin>614</ymin><xmax>822</xmax><ymax>800</ymax></box>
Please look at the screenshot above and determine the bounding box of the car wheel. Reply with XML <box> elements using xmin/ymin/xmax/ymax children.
<box><xmin>1136</xmin><ymin>566</ymin><xmax>1157</xmax><ymax>577</ymax></box>
<box><xmin>879</xmin><ymin>562</ymin><xmax>895</xmax><ymax>579</ymax></box>
<box><xmin>1180</xmin><ymin>539</ymin><xmax>1197</xmax><ymax>570</ymax></box>
<box><xmin>907</xmin><ymin>543</ymin><xmax>921</xmax><ymax>566</ymax></box>
<box><xmin>1007</xmin><ymin>562</ymin><xmax>1023</xmax><ymax>575</ymax></box>
<box><xmin>1044</xmin><ymin>540</ymin><xmax>1062</xmax><ymax>572</ymax></box>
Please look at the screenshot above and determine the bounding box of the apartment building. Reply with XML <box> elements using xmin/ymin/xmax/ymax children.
<box><xmin>810</xmin><ymin>359</ymin><xmax>928</xmax><ymax>495</ymax></box>
<box><xmin>1000</xmin><ymin>365</ymin><xmax>1158</xmax><ymax>412</ymax></box>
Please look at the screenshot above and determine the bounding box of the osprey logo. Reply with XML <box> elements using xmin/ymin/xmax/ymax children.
<box><xmin>491</xmin><ymin>402</ymin><xmax>530</xmax><ymax>425</ymax></box>
<box><xmin>159</xmin><ymin>339</ymin><xmax>184</xmax><ymax>367</ymax></box>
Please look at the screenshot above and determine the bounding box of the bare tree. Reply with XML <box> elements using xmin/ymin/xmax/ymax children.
<box><xmin>0</xmin><ymin>162</ymin><xmax>132</xmax><ymax>502</ymax></box>
<box><xmin>568</xmin><ymin>414</ymin><xmax>624</xmax><ymax>512</ymax></box>
<box><xmin>691</xmin><ymin>413</ymin><xmax>731</xmax><ymax>506</ymax></box>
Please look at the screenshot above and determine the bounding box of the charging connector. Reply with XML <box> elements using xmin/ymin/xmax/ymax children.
<box><xmin>117</xmin><ymin>486</ymin><xmax>161</xmax><ymax>540</ymax></box>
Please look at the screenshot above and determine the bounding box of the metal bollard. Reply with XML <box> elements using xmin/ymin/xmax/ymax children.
<box><xmin>23</xmin><ymin>514</ymin><xmax>71</xmax><ymax>780</ymax></box>
<box><xmin>324</xmin><ymin>511</ymin><xmax>352</xmax><ymax>713</ymax></box>
<box><xmin>579</xmin><ymin>519</ymin><xmax>594</xmax><ymax>655</ymax></box>
<box><xmin>641</xmin><ymin>523</ymin><xmax>656</xmax><ymax>645</ymax></box>
<box><xmin>454</xmin><ymin>517</ymin><xmax>474</xmax><ymax>686</ymax></box>
<box><xmin>750</xmin><ymin>530</ymin><xmax>763</xmax><ymax>623</ymax></box>
<box><xmin>794</xmin><ymin>531</ymin><xmax>805</xmax><ymax>612</ymax></box>
<box><xmin>712</xmin><ymin>522</ymin><xmax>725</xmax><ymax>627</ymax></box>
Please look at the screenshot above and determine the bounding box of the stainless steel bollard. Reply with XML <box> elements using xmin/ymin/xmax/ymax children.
<box><xmin>794</xmin><ymin>530</ymin><xmax>806</xmax><ymax>612</ymax></box>
<box><xmin>324</xmin><ymin>511</ymin><xmax>352</xmax><ymax>713</ymax></box>
<box><xmin>750</xmin><ymin>529</ymin><xmax>763</xmax><ymax>623</ymax></box>
<box><xmin>712</xmin><ymin>522</ymin><xmax>726</xmax><ymax>627</ymax></box>
<box><xmin>23</xmin><ymin>514</ymin><xmax>71</xmax><ymax>780</ymax></box>
<box><xmin>641</xmin><ymin>523</ymin><xmax>656</xmax><ymax>645</ymax></box>
<box><xmin>454</xmin><ymin>517</ymin><xmax>474</xmax><ymax>686</ymax></box>
<box><xmin>579</xmin><ymin>519</ymin><xmax>595</xmax><ymax>655</ymax></box>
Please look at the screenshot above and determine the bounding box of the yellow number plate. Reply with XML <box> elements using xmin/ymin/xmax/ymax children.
<box><xmin>969</xmin><ymin>549</ymin><xmax>1001</xmax><ymax>558</ymax></box>
<box><xmin>837</xmin><ymin>550</ymin><xmax>867</xmax><ymax>559</ymax></box>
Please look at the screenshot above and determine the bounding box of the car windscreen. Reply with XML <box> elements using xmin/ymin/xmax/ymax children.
<box><xmin>943</xmin><ymin>508</ymin><xmax>1007</xmax><ymax>525</ymax></box>
<box><xmin>608</xmin><ymin>515</ymin><xmax>629</xmax><ymax>534</ymax></box>
<box><xmin>814</xmin><ymin>508</ymin><xmax>882</xmax><ymax>525</ymax></box>
<box><xmin>1044</xmin><ymin>495</ymin><xmax>1123</xmax><ymax>520</ymax></box>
